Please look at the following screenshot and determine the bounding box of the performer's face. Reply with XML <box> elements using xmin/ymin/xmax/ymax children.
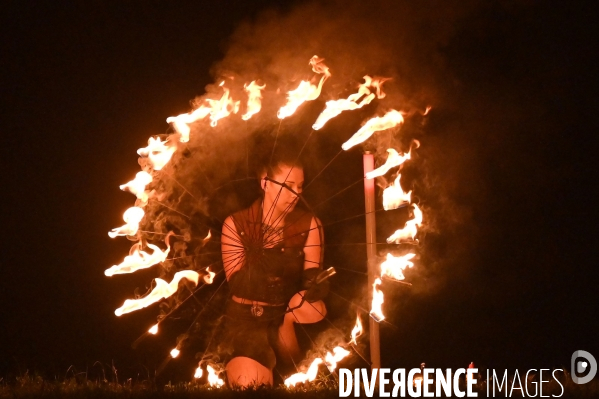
<box><xmin>264</xmin><ymin>164</ymin><xmax>304</xmax><ymax>214</ymax></box>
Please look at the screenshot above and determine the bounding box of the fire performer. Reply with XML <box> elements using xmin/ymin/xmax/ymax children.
<box><xmin>220</xmin><ymin>146</ymin><xmax>329</xmax><ymax>387</ymax></box>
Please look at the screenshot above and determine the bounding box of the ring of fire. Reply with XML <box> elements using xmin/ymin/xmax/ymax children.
<box><xmin>107</xmin><ymin>55</ymin><xmax>427</xmax><ymax>387</ymax></box>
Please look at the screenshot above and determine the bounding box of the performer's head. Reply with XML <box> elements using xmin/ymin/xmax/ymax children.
<box><xmin>259</xmin><ymin>145</ymin><xmax>304</xmax><ymax>215</ymax></box>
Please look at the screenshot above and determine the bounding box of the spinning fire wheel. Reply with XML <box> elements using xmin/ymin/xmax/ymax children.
<box><xmin>106</xmin><ymin>56</ymin><xmax>427</xmax><ymax>387</ymax></box>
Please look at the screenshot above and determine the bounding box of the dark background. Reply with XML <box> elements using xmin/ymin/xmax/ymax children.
<box><xmin>1</xmin><ymin>0</ymin><xmax>597</xmax><ymax>380</ymax></box>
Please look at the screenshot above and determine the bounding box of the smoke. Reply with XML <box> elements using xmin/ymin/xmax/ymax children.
<box><xmin>138</xmin><ymin>1</ymin><xmax>459</xmax><ymax>311</ymax></box>
<box><xmin>123</xmin><ymin>0</ymin><xmax>553</xmax><ymax>372</ymax></box>
<box><xmin>210</xmin><ymin>1</ymin><xmax>488</xmax><ymax>241</ymax></box>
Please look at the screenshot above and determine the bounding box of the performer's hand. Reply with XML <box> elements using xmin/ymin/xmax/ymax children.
<box><xmin>302</xmin><ymin>268</ymin><xmax>330</xmax><ymax>302</ymax></box>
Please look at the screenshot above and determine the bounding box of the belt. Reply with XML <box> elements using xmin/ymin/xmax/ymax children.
<box><xmin>229</xmin><ymin>296</ymin><xmax>286</xmax><ymax>318</ymax></box>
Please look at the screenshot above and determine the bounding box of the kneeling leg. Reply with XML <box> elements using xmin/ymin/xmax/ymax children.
<box><xmin>226</xmin><ymin>356</ymin><xmax>272</xmax><ymax>388</ymax></box>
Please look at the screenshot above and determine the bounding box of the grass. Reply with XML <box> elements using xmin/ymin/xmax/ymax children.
<box><xmin>1</xmin><ymin>368</ymin><xmax>597</xmax><ymax>398</ymax></box>
<box><xmin>0</xmin><ymin>369</ymin><xmax>340</xmax><ymax>399</ymax></box>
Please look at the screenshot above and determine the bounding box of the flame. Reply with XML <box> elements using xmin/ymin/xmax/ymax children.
<box><xmin>170</xmin><ymin>348</ymin><xmax>180</xmax><ymax>358</ymax></box>
<box><xmin>166</xmin><ymin>83</ymin><xmax>241</xmax><ymax>137</ymax></box>
<box><xmin>284</xmin><ymin>358</ymin><xmax>323</xmax><ymax>387</ymax></box>
<box><xmin>312</xmin><ymin>75</ymin><xmax>388</xmax><ymax>130</ymax></box>
<box><xmin>370</xmin><ymin>278</ymin><xmax>385</xmax><ymax>322</ymax></box>
<box><xmin>108</xmin><ymin>207</ymin><xmax>145</xmax><ymax>238</ymax></box>
<box><xmin>349</xmin><ymin>315</ymin><xmax>363</xmax><ymax>345</ymax></box>
<box><xmin>386</xmin><ymin>204</ymin><xmax>423</xmax><ymax>244</ymax></box>
<box><xmin>241</xmin><ymin>81</ymin><xmax>265</xmax><ymax>120</ymax></box>
<box><xmin>207</xmin><ymin>365</ymin><xmax>225</xmax><ymax>388</ymax></box>
<box><xmin>114</xmin><ymin>270</ymin><xmax>199</xmax><ymax>316</ymax></box>
<box><xmin>203</xmin><ymin>266</ymin><xmax>215</xmax><ymax>284</ymax></box>
<box><xmin>148</xmin><ymin>324</ymin><xmax>158</xmax><ymax>335</ymax></box>
<box><xmin>380</xmin><ymin>253</ymin><xmax>415</xmax><ymax>281</ymax></box>
<box><xmin>105</xmin><ymin>242</ymin><xmax>170</xmax><ymax>276</ymax></box>
<box><xmin>119</xmin><ymin>171</ymin><xmax>153</xmax><ymax>203</ymax></box>
<box><xmin>207</xmin><ymin>82</ymin><xmax>240</xmax><ymax>127</ymax></box>
<box><xmin>277</xmin><ymin>55</ymin><xmax>331</xmax><ymax>119</ymax></box>
<box><xmin>166</xmin><ymin>106</ymin><xmax>211</xmax><ymax>143</ymax></box>
<box><xmin>309</xmin><ymin>55</ymin><xmax>331</xmax><ymax>77</ymax></box>
<box><xmin>285</xmin><ymin>345</ymin><xmax>351</xmax><ymax>387</ymax></box>
<box><xmin>382</xmin><ymin>174</ymin><xmax>412</xmax><ymax>210</ymax></box>
<box><xmin>194</xmin><ymin>365</ymin><xmax>203</xmax><ymax>379</ymax></box>
<box><xmin>413</xmin><ymin>375</ymin><xmax>423</xmax><ymax>387</ymax></box>
<box><xmin>277</xmin><ymin>81</ymin><xmax>317</xmax><ymax>119</ymax></box>
<box><xmin>370</xmin><ymin>76</ymin><xmax>392</xmax><ymax>99</ymax></box>
<box><xmin>341</xmin><ymin>110</ymin><xmax>404</xmax><ymax>151</ymax></box>
<box><xmin>365</xmin><ymin>149</ymin><xmax>411</xmax><ymax>179</ymax></box>
<box><xmin>312</xmin><ymin>94</ymin><xmax>374</xmax><ymax>130</ymax></box>
<box><xmin>137</xmin><ymin>137</ymin><xmax>176</xmax><ymax>171</ymax></box>
<box><xmin>324</xmin><ymin>346</ymin><xmax>351</xmax><ymax>372</ymax></box>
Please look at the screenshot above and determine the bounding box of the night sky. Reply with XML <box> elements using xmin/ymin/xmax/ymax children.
<box><xmin>1</xmin><ymin>0</ymin><xmax>597</xmax><ymax>381</ymax></box>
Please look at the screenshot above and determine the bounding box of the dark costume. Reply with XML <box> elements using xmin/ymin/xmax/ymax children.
<box><xmin>220</xmin><ymin>199</ymin><xmax>317</xmax><ymax>369</ymax></box>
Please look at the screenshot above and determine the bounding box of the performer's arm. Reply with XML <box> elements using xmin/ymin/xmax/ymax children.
<box><xmin>287</xmin><ymin>216</ymin><xmax>327</xmax><ymax>322</ymax></box>
<box><xmin>222</xmin><ymin>216</ymin><xmax>243</xmax><ymax>281</ymax></box>
<box><xmin>303</xmin><ymin>216</ymin><xmax>323</xmax><ymax>271</ymax></box>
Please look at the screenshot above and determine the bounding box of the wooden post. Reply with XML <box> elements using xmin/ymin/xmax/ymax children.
<box><xmin>363</xmin><ymin>151</ymin><xmax>381</xmax><ymax>370</ymax></box>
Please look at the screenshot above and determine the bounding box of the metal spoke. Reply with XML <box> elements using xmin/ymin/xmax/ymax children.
<box><xmin>304</xmin><ymin>149</ymin><xmax>343</xmax><ymax>190</ymax></box>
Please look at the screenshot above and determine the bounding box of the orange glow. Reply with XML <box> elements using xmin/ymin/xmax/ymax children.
<box><xmin>380</xmin><ymin>253</ymin><xmax>415</xmax><ymax>281</ymax></box>
<box><xmin>386</xmin><ymin>204</ymin><xmax>423</xmax><ymax>244</ymax></box>
<box><xmin>312</xmin><ymin>75</ymin><xmax>385</xmax><ymax>130</ymax></box>
<box><xmin>324</xmin><ymin>346</ymin><xmax>351</xmax><ymax>372</ymax></box>
<box><xmin>166</xmin><ymin>106</ymin><xmax>211</xmax><ymax>143</ymax></box>
<box><xmin>203</xmin><ymin>266</ymin><xmax>215</xmax><ymax>284</ymax></box>
<box><xmin>194</xmin><ymin>365</ymin><xmax>203</xmax><ymax>379</ymax></box>
<box><xmin>137</xmin><ymin>137</ymin><xmax>176</xmax><ymax>171</ymax></box>
<box><xmin>342</xmin><ymin>110</ymin><xmax>404</xmax><ymax>151</ymax></box>
<box><xmin>207</xmin><ymin>365</ymin><xmax>225</xmax><ymax>388</ymax></box>
<box><xmin>241</xmin><ymin>81</ymin><xmax>265</xmax><ymax>120</ymax></box>
<box><xmin>284</xmin><ymin>358</ymin><xmax>323</xmax><ymax>387</ymax></box>
<box><xmin>114</xmin><ymin>270</ymin><xmax>199</xmax><ymax>316</ymax></box>
<box><xmin>207</xmin><ymin>82</ymin><xmax>240</xmax><ymax>127</ymax></box>
<box><xmin>105</xmin><ymin>242</ymin><xmax>170</xmax><ymax>276</ymax></box>
<box><xmin>148</xmin><ymin>324</ymin><xmax>158</xmax><ymax>335</ymax></box>
<box><xmin>108</xmin><ymin>207</ymin><xmax>144</xmax><ymax>238</ymax></box>
<box><xmin>119</xmin><ymin>171</ymin><xmax>152</xmax><ymax>203</ymax></box>
<box><xmin>278</xmin><ymin>55</ymin><xmax>331</xmax><ymax>119</ymax></box>
<box><xmin>170</xmin><ymin>348</ymin><xmax>180</xmax><ymax>358</ymax></box>
<box><xmin>382</xmin><ymin>174</ymin><xmax>412</xmax><ymax>210</ymax></box>
<box><xmin>349</xmin><ymin>315</ymin><xmax>363</xmax><ymax>345</ymax></box>
<box><xmin>370</xmin><ymin>278</ymin><xmax>385</xmax><ymax>322</ymax></box>
<box><xmin>365</xmin><ymin>149</ymin><xmax>411</xmax><ymax>179</ymax></box>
